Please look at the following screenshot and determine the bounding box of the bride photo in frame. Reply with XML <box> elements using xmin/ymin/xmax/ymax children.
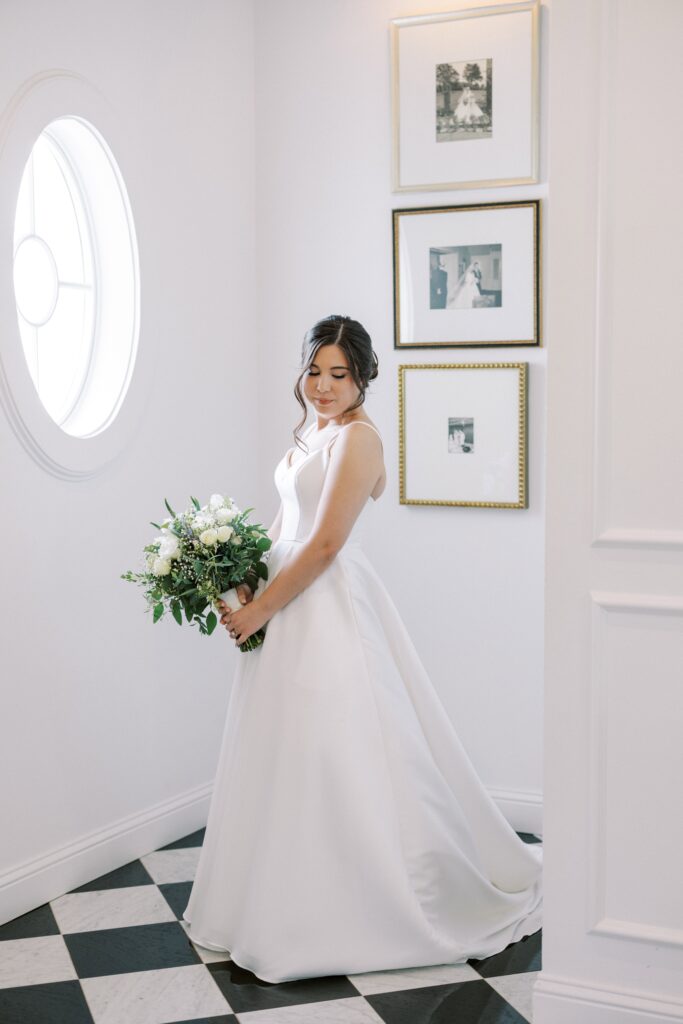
<box><xmin>399</xmin><ymin>362</ymin><xmax>528</xmax><ymax>508</ymax></box>
<box><xmin>393</xmin><ymin>199</ymin><xmax>541</xmax><ymax>349</ymax></box>
<box><xmin>390</xmin><ymin>0</ymin><xmax>540</xmax><ymax>191</ymax></box>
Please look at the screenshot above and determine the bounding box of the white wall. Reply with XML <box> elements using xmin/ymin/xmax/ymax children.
<box><xmin>0</xmin><ymin>0</ymin><xmax>257</xmax><ymax>921</ymax></box>
<box><xmin>0</xmin><ymin>0</ymin><xmax>547</xmax><ymax>927</ymax></box>
<box><xmin>536</xmin><ymin>0</ymin><xmax>683</xmax><ymax>1020</ymax></box>
<box><xmin>254</xmin><ymin>0</ymin><xmax>548</xmax><ymax>826</ymax></box>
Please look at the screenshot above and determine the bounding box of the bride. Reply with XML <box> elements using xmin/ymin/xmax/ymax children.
<box><xmin>453</xmin><ymin>84</ymin><xmax>485</xmax><ymax>127</ymax></box>
<box><xmin>449</xmin><ymin>262</ymin><xmax>482</xmax><ymax>309</ymax></box>
<box><xmin>182</xmin><ymin>314</ymin><xmax>543</xmax><ymax>983</ymax></box>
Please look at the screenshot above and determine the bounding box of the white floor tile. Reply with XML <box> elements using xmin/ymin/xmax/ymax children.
<box><xmin>0</xmin><ymin>935</ymin><xmax>77</xmax><ymax>990</ymax></box>
<box><xmin>140</xmin><ymin>848</ymin><xmax>200</xmax><ymax>884</ymax></box>
<box><xmin>238</xmin><ymin>996</ymin><xmax>385</xmax><ymax>1024</ymax></box>
<box><xmin>50</xmin><ymin>885</ymin><xmax>176</xmax><ymax>934</ymax></box>
<box><xmin>347</xmin><ymin>960</ymin><xmax>481</xmax><ymax>994</ymax></box>
<box><xmin>80</xmin><ymin>963</ymin><xmax>232</xmax><ymax>1024</ymax></box>
<box><xmin>486</xmin><ymin>970</ymin><xmax>540</xmax><ymax>1023</ymax></box>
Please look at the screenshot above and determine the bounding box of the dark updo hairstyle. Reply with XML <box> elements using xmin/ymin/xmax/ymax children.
<box><xmin>292</xmin><ymin>314</ymin><xmax>379</xmax><ymax>453</ymax></box>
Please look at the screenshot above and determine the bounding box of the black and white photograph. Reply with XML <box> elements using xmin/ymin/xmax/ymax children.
<box><xmin>436</xmin><ymin>60</ymin><xmax>492</xmax><ymax>142</ymax></box>
<box><xmin>399</xmin><ymin>362</ymin><xmax>527</xmax><ymax>507</ymax></box>
<box><xmin>391</xmin><ymin>1</ymin><xmax>539</xmax><ymax>190</ymax></box>
<box><xmin>448</xmin><ymin>417</ymin><xmax>475</xmax><ymax>453</ymax></box>
<box><xmin>430</xmin><ymin>244</ymin><xmax>502</xmax><ymax>310</ymax></box>
<box><xmin>394</xmin><ymin>200</ymin><xmax>539</xmax><ymax>348</ymax></box>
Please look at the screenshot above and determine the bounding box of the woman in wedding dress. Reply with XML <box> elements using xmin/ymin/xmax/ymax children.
<box><xmin>449</xmin><ymin>263</ymin><xmax>482</xmax><ymax>309</ymax></box>
<box><xmin>182</xmin><ymin>314</ymin><xmax>542</xmax><ymax>983</ymax></box>
<box><xmin>453</xmin><ymin>84</ymin><xmax>485</xmax><ymax>127</ymax></box>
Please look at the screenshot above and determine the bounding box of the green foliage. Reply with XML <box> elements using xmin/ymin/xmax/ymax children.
<box><xmin>121</xmin><ymin>493</ymin><xmax>270</xmax><ymax>651</ymax></box>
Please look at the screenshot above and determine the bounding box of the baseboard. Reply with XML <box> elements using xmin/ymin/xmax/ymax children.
<box><xmin>1</xmin><ymin>780</ymin><xmax>542</xmax><ymax>927</ymax></box>
<box><xmin>487</xmin><ymin>784</ymin><xmax>543</xmax><ymax>838</ymax></box>
<box><xmin>0</xmin><ymin>782</ymin><xmax>212</xmax><ymax>926</ymax></box>
<box><xmin>533</xmin><ymin>972</ymin><xmax>683</xmax><ymax>1023</ymax></box>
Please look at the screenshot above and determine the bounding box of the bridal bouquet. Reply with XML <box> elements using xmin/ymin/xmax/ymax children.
<box><xmin>121</xmin><ymin>493</ymin><xmax>272</xmax><ymax>651</ymax></box>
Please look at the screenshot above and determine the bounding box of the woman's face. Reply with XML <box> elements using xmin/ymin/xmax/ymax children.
<box><xmin>303</xmin><ymin>343</ymin><xmax>361</xmax><ymax>424</ymax></box>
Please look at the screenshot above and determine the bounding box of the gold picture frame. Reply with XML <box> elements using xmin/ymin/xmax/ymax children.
<box><xmin>393</xmin><ymin>199</ymin><xmax>541</xmax><ymax>349</ymax></box>
<box><xmin>398</xmin><ymin>362</ymin><xmax>528</xmax><ymax>508</ymax></box>
<box><xmin>390</xmin><ymin>1</ymin><xmax>540</xmax><ymax>192</ymax></box>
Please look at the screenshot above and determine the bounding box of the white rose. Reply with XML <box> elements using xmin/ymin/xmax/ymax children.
<box><xmin>230</xmin><ymin>534</ymin><xmax>243</xmax><ymax>545</ymax></box>
<box><xmin>216</xmin><ymin>525</ymin><xmax>233</xmax><ymax>542</ymax></box>
<box><xmin>214</xmin><ymin>507</ymin><xmax>235</xmax><ymax>525</ymax></box>
<box><xmin>199</xmin><ymin>528</ymin><xmax>219</xmax><ymax>546</ymax></box>
<box><xmin>152</xmin><ymin>557</ymin><xmax>171</xmax><ymax>576</ymax></box>
<box><xmin>158</xmin><ymin>535</ymin><xmax>180</xmax><ymax>559</ymax></box>
<box><xmin>209</xmin><ymin>493</ymin><xmax>225</xmax><ymax>510</ymax></box>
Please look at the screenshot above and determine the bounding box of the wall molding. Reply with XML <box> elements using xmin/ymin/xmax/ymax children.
<box><xmin>488</xmin><ymin>784</ymin><xmax>543</xmax><ymax>837</ymax></box>
<box><xmin>590</xmin><ymin>0</ymin><xmax>683</xmax><ymax>551</ymax></box>
<box><xmin>587</xmin><ymin>590</ymin><xmax>683</xmax><ymax>951</ymax></box>
<box><xmin>534</xmin><ymin>971</ymin><xmax>683</xmax><ymax>1023</ymax></box>
<box><xmin>591</xmin><ymin>592</ymin><xmax>683</xmax><ymax>616</ymax></box>
<box><xmin>593</xmin><ymin>528</ymin><xmax>683</xmax><ymax>550</ymax></box>
<box><xmin>0</xmin><ymin>781</ymin><xmax>212</xmax><ymax>927</ymax></box>
<box><xmin>589</xmin><ymin>916</ymin><xmax>683</xmax><ymax>949</ymax></box>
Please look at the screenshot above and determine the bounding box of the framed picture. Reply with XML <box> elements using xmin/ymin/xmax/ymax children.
<box><xmin>393</xmin><ymin>199</ymin><xmax>540</xmax><ymax>348</ymax></box>
<box><xmin>398</xmin><ymin>362</ymin><xmax>528</xmax><ymax>508</ymax></box>
<box><xmin>390</xmin><ymin>1</ymin><xmax>539</xmax><ymax>191</ymax></box>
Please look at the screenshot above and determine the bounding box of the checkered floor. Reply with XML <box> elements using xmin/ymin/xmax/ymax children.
<box><xmin>0</xmin><ymin>828</ymin><xmax>542</xmax><ymax>1024</ymax></box>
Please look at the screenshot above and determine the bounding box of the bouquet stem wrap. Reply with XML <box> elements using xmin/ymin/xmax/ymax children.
<box><xmin>215</xmin><ymin>586</ymin><xmax>266</xmax><ymax>653</ymax></box>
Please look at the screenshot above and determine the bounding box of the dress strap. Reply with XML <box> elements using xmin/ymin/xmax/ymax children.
<box><xmin>326</xmin><ymin>420</ymin><xmax>383</xmax><ymax>454</ymax></box>
<box><xmin>346</xmin><ymin>421</ymin><xmax>383</xmax><ymax>445</ymax></box>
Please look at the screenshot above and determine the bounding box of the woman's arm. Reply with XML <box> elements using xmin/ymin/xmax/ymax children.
<box><xmin>256</xmin><ymin>424</ymin><xmax>382</xmax><ymax>621</ymax></box>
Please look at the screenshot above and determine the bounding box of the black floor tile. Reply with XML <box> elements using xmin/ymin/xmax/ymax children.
<box><xmin>0</xmin><ymin>980</ymin><xmax>95</xmax><ymax>1024</ymax></box>
<box><xmin>207</xmin><ymin>958</ymin><xmax>361</xmax><ymax>1014</ymax></box>
<box><xmin>70</xmin><ymin>858</ymin><xmax>155</xmax><ymax>893</ymax></box>
<box><xmin>64</xmin><ymin>921</ymin><xmax>203</xmax><ymax>978</ymax></box>
<box><xmin>0</xmin><ymin>902</ymin><xmax>60</xmax><ymax>941</ymax></box>
<box><xmin>158</xmin><ymin>828</ymin><xmax>206</xmax><ymax>850</ymax></box>
<box><xmin>367</xmin><ymin>978</ymin><xmax>528</xmax><ymax>1023</ymax></box>
<box><xmin>468</xmin><ymin>927</ymin><xmax>542</xmax><ymax>977</ymax></box>
<box><xmin>172</xmin><ymin>1017</ymin><xmax>237</xmax><ymax>1023</ymax></box>
<box><xmin>159</xmin><ymin>879</ymin><xmax>194</xmax><ymax>918</ymax></box>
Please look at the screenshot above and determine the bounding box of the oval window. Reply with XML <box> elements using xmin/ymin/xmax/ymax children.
<box><xmin>12</xmin><ymin>116</ymin><xmax>139</xmax><ymax>437</ymax></box>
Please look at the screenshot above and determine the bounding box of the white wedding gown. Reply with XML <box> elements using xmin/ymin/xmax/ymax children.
<box><xmin>182</xmin><ymin>419</ymin><xmax>543</xmax><ymax>983</ymax></box>
<box><xmin>454</xmin><ymin>88</ymin><xmax>485</xmax><ymax>124</ymax></box>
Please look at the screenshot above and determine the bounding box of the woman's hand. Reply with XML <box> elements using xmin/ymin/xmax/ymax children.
<box><xmin>216</xmin><ymin>583</ymin><xmax>252</xmax><ymax>637</ymax></box>
<box><xmin>217</xmin><ymin>586</ymin><xmax>269</xmax><ymax>645</ymax></box>
<box><xmin>235</xmin><ymin>583</ymin><xmax>254</xmax><ymax>606</ymax></box>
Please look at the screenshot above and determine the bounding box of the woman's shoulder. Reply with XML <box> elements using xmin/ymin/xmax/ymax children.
<box><xmin>339</xmin><ymin>417</ymin><xmax>382</xmax><ymax>440</ymax></box>
<box><xmin>331</xmin><ymin>417</ymin><xmax>384</xmax><ymax>454</ymax></box>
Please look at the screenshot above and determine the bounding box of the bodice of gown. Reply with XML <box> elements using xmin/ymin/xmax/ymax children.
<box><xmin>273</xmin><ymin>424</ymin><xmax>379</xmax><ymax>548</ymax></box>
